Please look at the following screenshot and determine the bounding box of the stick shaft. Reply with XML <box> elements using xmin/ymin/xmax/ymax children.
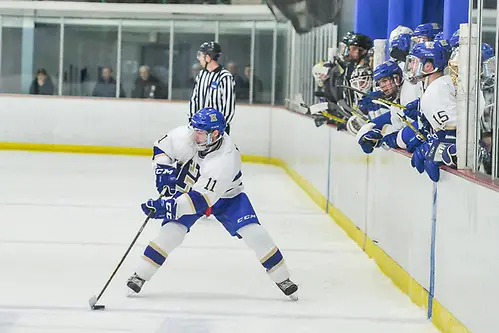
<box><xmin>94</xmin><ymin>212</ymin><xmax>154</xmax><ymax>303</ymax></box>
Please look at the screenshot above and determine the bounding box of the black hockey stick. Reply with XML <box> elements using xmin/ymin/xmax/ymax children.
<box><xmin>88</xmin><ymin>191</ymin><xmax>166</xmax><ymax>310</ymax></box>
<box><xmin>338</xmin><ymin>84</ymin><xmax>407</xmax><ymax>109</ymax></box>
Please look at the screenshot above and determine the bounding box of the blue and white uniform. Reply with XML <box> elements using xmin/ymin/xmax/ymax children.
<box><xmin>152</xmin><ymin>125</ymin><xmax>251</xmax><ymax>235</ymax></box>
<box><xmin>127</xmin><ymin>108</ymin><xmax>298</xmax><ymax>299</ymax></box>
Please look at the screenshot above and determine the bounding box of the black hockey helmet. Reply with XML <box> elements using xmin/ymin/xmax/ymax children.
<box><xmin>198</xmin><ymin>41</ymin><xmax>222</xmax><ymax>61</ymax></box>
<box><xmin>347</xmin><ymin>33</ymin><xmax>373</xmax><ymax>50</ymax></box>
<box><xmin>341</xmin><ymin>31</ymin><xmax>354</xmax><ymax>44</ymax></box>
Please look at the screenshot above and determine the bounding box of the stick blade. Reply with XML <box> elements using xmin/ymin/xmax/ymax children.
<box><xmin>89</xmin><ymin>295</ymin><xmax>105</xmax><ymax>310</ymax></box>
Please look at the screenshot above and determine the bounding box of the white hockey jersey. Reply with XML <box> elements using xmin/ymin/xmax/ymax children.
<box><xmin>386</xmin><ymin>80</ymin><xmax>423</xmax><ymax>132</ymax></box>
<box><xmin>153</xmin><ymin>126</ymin><xmax>244</xmax><ymax>216</ymax></box>
<box><xmin>420</xmin><ymin>75</ymin><xmax>457</xmax><ymax>131</ymax></box>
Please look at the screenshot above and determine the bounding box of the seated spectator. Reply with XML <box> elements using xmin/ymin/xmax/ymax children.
<box><xmin>240</xmin><ymin>64</ymin><xmax>263</xmax><ymax>102</ymax></box>
<box><xmin>132</xmin><ymin>65</ymin><xmax>168</xmax><ymax>99</ymax></box>
<box><xmin>92</xmin><ymin>67</ymin><xmax>125</xmax><ymax>98</ymax></box>
<box><xmin>186</xmin><ymin>63</ymin><xmax>201</xmax><ymax>88</ymax></box>
<box><xmin>227</xmin><ymin>61</ymin><xmax>244</xmax><ymax>96</ymax></box>
<box><xmin>29</xmin><ymin>69</ymin><xmax>54</xmax><ymax>95</ymax></box>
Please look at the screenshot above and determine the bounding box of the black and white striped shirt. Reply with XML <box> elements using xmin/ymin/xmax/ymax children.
<box><xmin>189</xmin><ymin>66</ymin><xmax>236</xmax><ymax>124</ymax></box>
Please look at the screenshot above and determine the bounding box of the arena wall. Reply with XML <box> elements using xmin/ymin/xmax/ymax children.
<box><xmin>2</xmin><ymin>95</ymin><xmax>495</xmax><ymax>333</ymax></box>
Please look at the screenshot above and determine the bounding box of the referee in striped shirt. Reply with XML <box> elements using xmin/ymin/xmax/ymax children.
<box><xmin>189</xmin><ymin>41</ymin><xmax>236</xmax><ymax>134</ymax></box>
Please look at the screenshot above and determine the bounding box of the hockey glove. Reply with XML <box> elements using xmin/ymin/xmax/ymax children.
<box><xmin>422</xmin><ymin>133</ymin><xmax>450</xmax><ymax>182</ymax></box>
<box><xmin>358</xmin><ymin>91</ymin><xmax>383</xmax><ymax>113</ymax></box>
<box><xmin>442</xmin><ymin>144</ymin><xmax>457</xmax><ymax>168</ymax></box>
<box><xmin>155</xmin><ymin>164</ymin><xmax>178</xmax><ymax>196</ymax></box>
<box><xmin>380</xmin><ymin>131</ymin><xmax>399</xmax><ymax>149</ymax></box>
<box><xmin>141</xmin><ymin>197</ymin><xmax>176</xmax><ymax>220</ymax></box>
<box><xmin>358</xmin><ymin>129</ymin><xmax>383</xmax><ymax>154</ymax></box>
<box><xmin>406</xmin><ymin>133</ymin><xmax>425</xmax><ymax>153</ymax></box>
<box><xmin>403</xmin><ymin>98</ymin><xmax>420</xmax><ymax>120</ymax></box>
<box><xmin>411</xmin><ymin>143</ymin><xmax>429</xmax><ymax>174</ymax></box>
<box><xmin>424</xmin><ymin>160</ymin><xmax>441</xmax><ymax>182</ymax></box>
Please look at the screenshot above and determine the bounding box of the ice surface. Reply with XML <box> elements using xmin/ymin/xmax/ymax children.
<box><xmin>0</xmin><ymin>151</ymin><xmax>438</xmax><ymax>333</ymax></box>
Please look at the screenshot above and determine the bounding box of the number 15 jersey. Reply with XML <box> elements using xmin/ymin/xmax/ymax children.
<box><xmin>420</xmin><ymin>75</ymin><xmax>457</xmax><ymax>132</ymax></box>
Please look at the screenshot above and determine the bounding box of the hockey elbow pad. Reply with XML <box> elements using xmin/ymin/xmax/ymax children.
<box><xmin>370</xmin><ymin>111</ymin><xmax>392</xmax><ymax>130</ymax></box>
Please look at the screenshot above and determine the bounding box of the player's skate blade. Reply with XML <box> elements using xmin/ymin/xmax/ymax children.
<box><xmin>276</xmin><ymin>278</ymin><xmax>298</xmax><ymax>301</ymax></box>
<box><xmin>126</xmin><ymin>273</ymin><xmax>145</xmax><ymax>294</ymax></box>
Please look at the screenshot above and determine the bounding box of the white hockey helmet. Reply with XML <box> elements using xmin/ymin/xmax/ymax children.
<box><xmin>389</xmin><ymin>25</ymin><xmax>414</xmax><ymax>45</ymax></box>
<box><xmin>350</xmin><ymin>65</ymin><xmax>374</xmax><ymax>102</ymax></box>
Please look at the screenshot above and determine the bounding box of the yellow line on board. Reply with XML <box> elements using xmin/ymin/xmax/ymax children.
<box><xmin>0</xmin><ymin>142</ymin><xmax>151</xmax><ymax>156</ymax></box>
<box><xmin>0</xmin><ymin>141</ymin><xmax>470</xmax><ymax>333</ymax></box>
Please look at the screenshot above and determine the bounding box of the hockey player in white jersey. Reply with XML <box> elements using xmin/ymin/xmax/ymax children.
<box><xmin>126</xmin><ymin>107</ymin><xmax>299</xmax><ymax>299</ymax></box>
<box><xmin>403</xmin><ymin>41</ymin><xmax>456</xmax><ymax>182</ymax></box>
<box><xmin>355</xmin><ymin>60</ymin><xmax>420</xmax><ymax>154</ymax></box>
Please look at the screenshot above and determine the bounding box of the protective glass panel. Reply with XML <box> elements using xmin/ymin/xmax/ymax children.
<box><xmin>170</xmin><ymin>21</ymin><xmax>215</xmax><ymax>101</ymax></box>
<box><xmin>63</xmin><ymin>23</ymin><xmax>118</xmax><ymax>97</ymax></box>
<box><xmin>219</xmin><ymin>21</ymin><xmax>251</xmax><ymax>103</ymax></box>
<box><xmin>33</xmin><ymin>22</ymin><xmax>60</xmax><ymax>96</ymax></box>
<box><xmin>121</xmin><ymin>23</ymin><xmax>170</xmax><ymax>100</ymax></box>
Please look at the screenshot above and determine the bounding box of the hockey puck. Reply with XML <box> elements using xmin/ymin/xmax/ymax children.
<box><xmin>92</xmin><ymin>305</ymin><xmax>106</xmax><ymax>310</ymax></box>
<box><xmin>88</xmin><ymin>295</ymin><xmax>105</xmax><ymax>310</ymax></box>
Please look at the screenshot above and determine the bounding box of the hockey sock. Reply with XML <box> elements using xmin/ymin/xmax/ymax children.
<box><xmin>238</xmin><ymin>223</ymin><xmax>290</xmax><ymax>283</ymax></box>
<box><xmin>135</xmin><ymin>222</ymin><xmax>187</xmax><ymax>281</ymax></box>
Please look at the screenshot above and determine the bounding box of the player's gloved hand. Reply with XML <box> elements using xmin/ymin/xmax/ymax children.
<box><xmin>406</xmin><ymin>133</ymin><xmax>425</xmax><ymax>153</ymax></box>
<box><xmin>424</xmin><ymin>159</ymin><xmax>441</xmax><ymax>182</ymax></box>
<box><xmin>411</xmin><ymin>143</ymin><xmax>429</xmax><ymax>174</ymax></box>
<box><xmin>442</xmin><ymin>144</ymin><xmax>457</xmax><ymax>168</ymax></box>
<box><xmin>421</xmin><ymin>133</ymin><xmax>448</xmax><ymax>182</ymax></box>
<box><xmin>141</xmin><ymin>197</ymin><xmax>176</xmax><ymax>220</ymax></box>
<box><xmin>380</xmin><ymin>131</ymin><xmax>399</xmax><ymax>149</ymax></box>
<box><xmin>155</xmin><ymin>164</ymin><xmax>178</xmax><ymax>196</ymax></box>
<box><xmin>358</xmin><ymin>129</ymin><xmax>383</xmax><ymax>154</ymax></box>
<box><xmin>403</xmin><ymin>98</ymin><xmax>420</xmax><ymax>120</ymax></box>
<box><xmin>358</xmin><ymin>91</ymin><xmax>383</xmax><ymax>113</ymax></box>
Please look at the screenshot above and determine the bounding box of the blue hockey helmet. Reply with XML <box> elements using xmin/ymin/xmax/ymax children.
<box><xmin>390</xmin><ymin>33</ymin><xmax>412</xmax><ymax>62</ymax></box>
<box><xmin>450</xmin><ymin>29</ymin><xmax>460</xmax><ymax>48</ymax></box>
<box><xmin>481</xmin><ymin>43</ymin><xmax>496</xmax><ymax>81</ymax></box>
<box><xmin>412</xmin><ymin>23</ymin><xmax>442</xmax><ymax>41</ymax></box>
<box><xmin>374</xmin><ymin>60</ymin><xmax>402</xmax><ymax>81</ymax></box>
<box><xmin>190</xmin><ymin>108</ymin><xmax>226</xmax><ymax>151</ymax></box>
<box><xmin>190</xmin><ymin>107</ymin><xmax>226</xmax><ymax>134</ymax></box>
<box><xmin>404</xmin><ymin>41</ymin><xmax>449</xmax><ymax>82</ymax></box>
<box><xmin>435</xmin><ymin>39</ymin><xmax>452</xmax><ymax>58</ymax></box>
<box><xmin>374</xmin><ymin>60</ymin><xmax>403</xmax><ymax>99</ymax></box>
<box><xmin>434</xmin><ymin>32</ymin><xmax>444</xmax><ymax>41</ymax></box>
<box><xmin>482</xmin><ymin>43</ymin><xmax>494</xmax><ymax>62</ymax></box>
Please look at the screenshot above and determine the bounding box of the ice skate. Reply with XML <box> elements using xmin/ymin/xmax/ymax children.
<box><xmin>126</xmin><ymin>273</ymin><xmax>146</xmax><ymax>294</ymax></box>
<box><xmin>276</xmin><ymin>278</ymin><xmax>298</xmax><ymax>301</ymax></box>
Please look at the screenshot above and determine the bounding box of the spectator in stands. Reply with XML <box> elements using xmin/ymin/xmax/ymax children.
<box><xmin>186</xmin><ymin>63</ymin><xmax>202</xmax><ymax>88</ymax></box>
<box><xmin>227</xmin><ymin>61</ymin><xmax>244</xmax><ymax>97</ymax></box>
<box><xmin>132</xmin><ymin>65</ymin><xmax>168</xmax><ymax>99</ymax></box>
<box><xmin>92</xmin><ymin>67</ymin><xmax>125</xmax><ymax>98</ymax></box>
<box><xmin>240</xmin><ymin>64</ymin><xmax>262</xmax><ymax>103</ymax></box>
<box><xmin>29</xmin><ymin>69</ymin><xmax>55</xmax><ymax>95</ymax></box>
